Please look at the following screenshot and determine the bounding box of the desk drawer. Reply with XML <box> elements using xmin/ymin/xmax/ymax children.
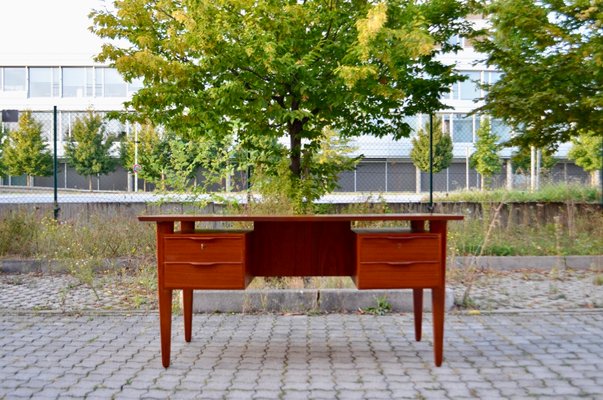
<box><xmin>355</xmin><ymin>261</ymin><xmax>441</xmax><ymax>289</ymax></box>
<box><xmin>357</xmin><ymin>233</ymin><xmax>440</xmax><ymax>263</ymax></box>
<box><xmin>164</xmin><ymin>262</ymin><xmax>247</xmax><ymax>289</ymax></box>
<box><xmin>164</xmin><ymin>234</ymin><xmax>246</xmax><ymax>263</ymax></box>
<box><xmin>355</xmin><ymin>232</ymin><xmax>441</xmax><ymax>289</ymax></box>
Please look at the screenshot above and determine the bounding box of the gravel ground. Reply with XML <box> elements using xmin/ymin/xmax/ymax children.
<box><xmin>1</xmin><ymin>268</ymin><xmax>602</xmax><ymax>313</ymax></box>
<box><xmin>447</xmin><ymin>268</ymin><xmax>603</xmax><ymax>311</ymax></box>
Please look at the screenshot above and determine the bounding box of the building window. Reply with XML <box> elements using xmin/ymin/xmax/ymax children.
<box><xmin>447</xmin><ymin>35</ymin><xmax>465</xmax><ymax>48</ymax></box>
<box><xmin>452</xmin><ymin>114</ymin><xmax>476</xmax><ymax>143</ymax></box>
<box><xmin>459</xmin><ymin>71</ymin><xmax>481</xmax><ymax>100</ymax></box>
<box><xmin>488</xmin><ymin>71</ymin><xmax>502</xmax><ymax>85</ymax></box>
<box><xmin>63</xmin><ymin>67</ymin><xmax>93</xmax><ymax>97</ymax></box>
<box><xmin>96</xmin><ymin>67</ymin><xmax>127</xmax><ymax>97</ymax></box>
<box><xmin>128</xmin><ymin>77</ymin><xmax>143</xmax><ymax>95</ymax></box>
<box><xmin>29</xmin><ymin>67</ymin><xmax>59</xmax><ymax>97</ymax></box>
<box><xmin>94</xmin><ymin>68</ymin><xmax>103</xmax><ymax>96</ymax></box>
<box><xmin>105</xmin><ymin>68</ymin><xmax>127</xmax><ymax>97</ymax></box>
<box><xmin>491</xmin><ymin>118</ymin><xmax>510</xmax><ymax>142</ymax></box>
<box><xmin>2</xmin><ymin>67</ymin><xmax>26</xmax><ymax>91</ymax></box>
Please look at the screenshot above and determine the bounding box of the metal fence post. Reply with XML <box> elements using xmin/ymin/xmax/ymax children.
<box><xmin>53</xmin><ymin>106</ymin><xmax>60</xmax><ymax>220</ymax></box>
<box><xmin>428</xmin><ymin>113</ymin><xmax>434</xmax><ymax>212</ymax></box>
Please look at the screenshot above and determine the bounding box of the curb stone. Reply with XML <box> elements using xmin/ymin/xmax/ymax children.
<box><xmin>452</xmin><ymin>255</ymin><xmax>603</xmax><ymax>271</ymax></box>
<box><xmin>188</xmin><ymin>288</ymin><xmax>455</xmax><ymax>313</ymax></box>
<box><xmin>0</xmin><ymin>258</ymin><xmax>132</xmax><ymax>274</ymax></box>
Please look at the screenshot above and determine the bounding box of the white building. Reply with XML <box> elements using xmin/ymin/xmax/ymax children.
<box><xmin>0</xmin><ymin>2</ymin><xmax>587</xmax><ymax>192</ymax></box>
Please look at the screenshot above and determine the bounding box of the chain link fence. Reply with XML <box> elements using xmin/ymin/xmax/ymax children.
<box><xmin>0</xmin><ymin>109</ymin><xmax>597</xmax><ymax>216</ymax></box>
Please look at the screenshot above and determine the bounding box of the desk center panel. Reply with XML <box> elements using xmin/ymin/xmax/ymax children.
<box><xmin>248</xmin><ymin>220</ymin><xmax>356</xmax><ymax>277</ymax></box>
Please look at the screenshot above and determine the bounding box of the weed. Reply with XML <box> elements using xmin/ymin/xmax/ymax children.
<box><xmin>365</xmin><ymin>296</ymin><xmax>392</xmax><ymax>315</ymax></box>
<box><xmin>459</xmin><ymin>201</ymin><xmax>505</xmax><ymax>307</ymax></box>
<box><xmin>0</xmin><ymin>210</ymin><xmax>42</xmax><ymax>256</ymax></box>
<box><xmin>593</xmin><ymin>275</ymin><xmax>603</xmax><ymax>286</ymax></box>
<box><xmin>67</xmin><ymin>259</ymin><xmax>101</xmax><ymax>301</ymax></box>
<box><xmin>456</xmin><ymin>296</ymin><xmax>479</xmax><ymax>310</ymax></box>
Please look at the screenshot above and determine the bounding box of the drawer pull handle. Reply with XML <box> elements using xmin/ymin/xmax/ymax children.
<box><xmin>363</xmin><ymin>261</ymin><xmax>439</xmax><ymax>266</ymax></box>
<box><xmin>382</xmin><ymin>236</ymin><xmax>433</xmax><ymax>240</ymax></box>
<box><xmin>165</xmin><ymin>237</ymin><xmax>241</xmax><ymax>241</ymax></box>
<box><xmin>166</xmin><ymin>262</ymin><xmax>240</xmax><ymax>267</ymax></box>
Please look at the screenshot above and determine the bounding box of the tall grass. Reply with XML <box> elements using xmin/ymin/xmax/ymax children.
<box><xmin>1</xmin><ymin>200</ymin><xmax>601</xmax><ymax>260</ymax></box>
<box><xmin>0</xmin><ymin>210</ymin><xmax>156</xmax><ymax>259</ymax></box>
<box><xmin>447</xmin><ymin>203</ymin><xmax>603</xmax><ymax>256</ymax></box>
<box><xmin>0</xmin><ymin>210</ymin><xmax>41</xmax><ymax>257</ymax></box>
<box><xmin>438</xmin><ymin>183</ymin><xmax>601</xmax><ymax>203</ymax></box>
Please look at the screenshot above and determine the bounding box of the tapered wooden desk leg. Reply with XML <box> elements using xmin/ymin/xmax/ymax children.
<box><xmin>183</xmin><ymin>289</ymin><xmax>193</xmax><ymax>343</ymax></box>
<box><xmin>413</xmin><ymin>288</ymin><xmax>423</xmax><ymax>341</ymax></box>
<box><xmin>159</xmin><ymin>288</ymin><xmax>173</xmax><ymax>368</ymax></box>
<box><xmin>432</xmin><ymin>286</ymin><xmax>445</xmax><ymax>367</ymax></box>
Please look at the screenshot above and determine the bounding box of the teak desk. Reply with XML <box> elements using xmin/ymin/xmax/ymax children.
<box><xmin>139</xmin><ymin>214</ymin><xmax>463</xmax><ymax>368</ymax></box>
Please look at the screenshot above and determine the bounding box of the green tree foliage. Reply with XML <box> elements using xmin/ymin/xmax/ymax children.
<box><xmin>410</xmin><ymin>117</ymin><xmax>453</xmax><ymax>173</ymax></box>
<box><xmin>121</xmin><ymin>123</ymin><xmax>168</xmax><ymax>190</ymax></box>
<box><xmin>470</xmin><ymin>117</ymin><xmax>501</xmax><ymax>189</ymax></box>
<box><xmin>568</xmin><ymin>131</ymin><xmax>603</xmax><ymax>186</ymax></box>
<box><xmin>252</xmin><ymin>127</ymin><xmax>360</xmax><ymax>213</ymax></box>
<box><xmin>65</xmin><ymin>111</ymin><xmax>117</xmax><ymax>191</ymax></box>
<box><xmin>2</xmin><ymin>111</ymin><xmax>52</xmax><ymax>186</ymax></box>
<box><xmin>91</xmin><ymin>0</ymin><xmax>473</xmax><ymax>205</ymax></box>
<box><xmin>511</xmin><ymin>146</ymin><xmax>558</xmax><ymax>176</ymax></box>
<box><xmin>475</xmin><ymin>0</ymin><xmax>603</xmax><ymax>149</ymax></box>
<box><xmin>0</xmin><ymin>127</ymin><xmax>6</xmax><ymax>177</ymax></box>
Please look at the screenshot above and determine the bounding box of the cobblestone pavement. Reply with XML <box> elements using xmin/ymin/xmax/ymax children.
<box><xmin>447</xmin><ymin>269</ymin><xmax>603</xmax><ymax>311</ymax></box>
<box><xmin>0</xmin><ymin>273</ymin><xmax>156</xmax><ymax>313</ymax></box>
<box><xmin>1</xmin><ymin>312</ymin><xmax>602</xmax><ymax>399</ymax></box>
<box><xmin>1</xmin><ymin>269</ymin><xmax>603</xmax><ymax>399</ymax></box>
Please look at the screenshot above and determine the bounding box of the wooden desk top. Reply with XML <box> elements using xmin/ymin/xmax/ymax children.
<box><xmin>139</xmin><ymin>214</ymin><xmax>464</xmax><ymax>222</ymax></box>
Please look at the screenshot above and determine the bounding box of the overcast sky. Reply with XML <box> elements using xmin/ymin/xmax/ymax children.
<box><xmin>0</xmin><ymin>0</ymin><xmax>110</xmax><ymax>58</ymax></box>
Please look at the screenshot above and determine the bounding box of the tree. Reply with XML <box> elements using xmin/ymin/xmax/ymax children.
<box><xmin>252</xmin><ymin>127</ymin><xmax>360</xmax><ymax>212</ymax></box>
<box><xmin>470</xmin><ymin>117</ymin><xmax>501</xmax><ymax>189</ymax></box>
<box><xmin>121</xmin><ymin>123</ymin><xmax>169</xmax><ymax>190</ymax></box>
<box><xmin>568</xmin><ymin>131</ymin><xmax>602</xmax><ymax>187</ymax></box>
<box><xmin>91</xmin><ymin>0</ymin><xmax>473</xmax><ymax>204</ymax></box>
<box><xmin>474</xmin><ymin>0</ymin><xmax>603</xmax><ymax>149</ymax></box>
<box><xmin>2</xmin><ymin>111</ymin><xmax>52</xmax><ymax>186</ymax></box>
<box><xmin>510</xmin><ymin>146</ymin><xmax>557</xmax><ymax>176</ymax></box>
<box><xmin>65</xmin><ymin>111</ymin><xmax>117</xmax><ymax>191</ymax></box>
<box><xmin>0</xmin><ymin>126</ymin><xmax>6</xmax><ymax>178</ymax></box>
<box><xmin>410</xmin><ymin>117</ymin><xmax>453</xmax><ymax>173</ymax></box>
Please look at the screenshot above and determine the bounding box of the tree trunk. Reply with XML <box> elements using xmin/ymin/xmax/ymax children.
<box><xmin>592</xmin><ymin>170</ymin><xmax>601</xmax><ymax>188</ymax></box>
<box><xmin>289</xmin><ymin>120</ymin><xmax>303</xmax><ymax>179</ymax></box>
<box><xmin>506</xmin><ymin>159</ymin><xmax>513</xmax><ymax>190</ymax></box>
<box><xmin>88</xmin><ymin>176</ymin><xmax>93</xmax><ymax>191</ymax></box>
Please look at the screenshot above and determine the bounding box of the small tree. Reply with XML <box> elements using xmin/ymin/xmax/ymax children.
<box><xmin>2</xmin><ymin>111</ymin><xmax>52</xmax><ymax>186</ymax></box>
<box><xmin>470</xmin><ymin>117</ymin><xmax>502</xmax><ymax>189</ymax></box>
<box><xmin>568</xmin><ymin>131</ymin><xmax>602</xmax><ymax>187</ymax></box>
<box><xmin>65</xmin><ymin>111</ymin><xmax>117</xmax><ymax>191</ymax></box>
<box><xmin>510</xmin><ymin>146</ymin><xmax>557</xmax><ymax>176</ymax></box>
<box><xmin>410</xmin><ymin>117</ymin><xmax>453</xmax><ymax>173</ymax></box>
<box><xmin>163</xmin><ymin>137</ymin><xmax>202</xmax><ymax>192</ymax></box>
<box><xmin>121</xmin><ymin>124</ymin><xmax>169</xmax><ymax>190</ymax></box>
<box><xmin>0</xmin><ymin>127</ymin><xmax>6</xmax><ymax>178</ymax></box>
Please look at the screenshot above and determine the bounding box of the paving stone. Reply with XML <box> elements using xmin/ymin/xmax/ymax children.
<box><xmin>1</xmin><ymin>299</ymin><xmax>603</xmax><ymax>400</ymax></box>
